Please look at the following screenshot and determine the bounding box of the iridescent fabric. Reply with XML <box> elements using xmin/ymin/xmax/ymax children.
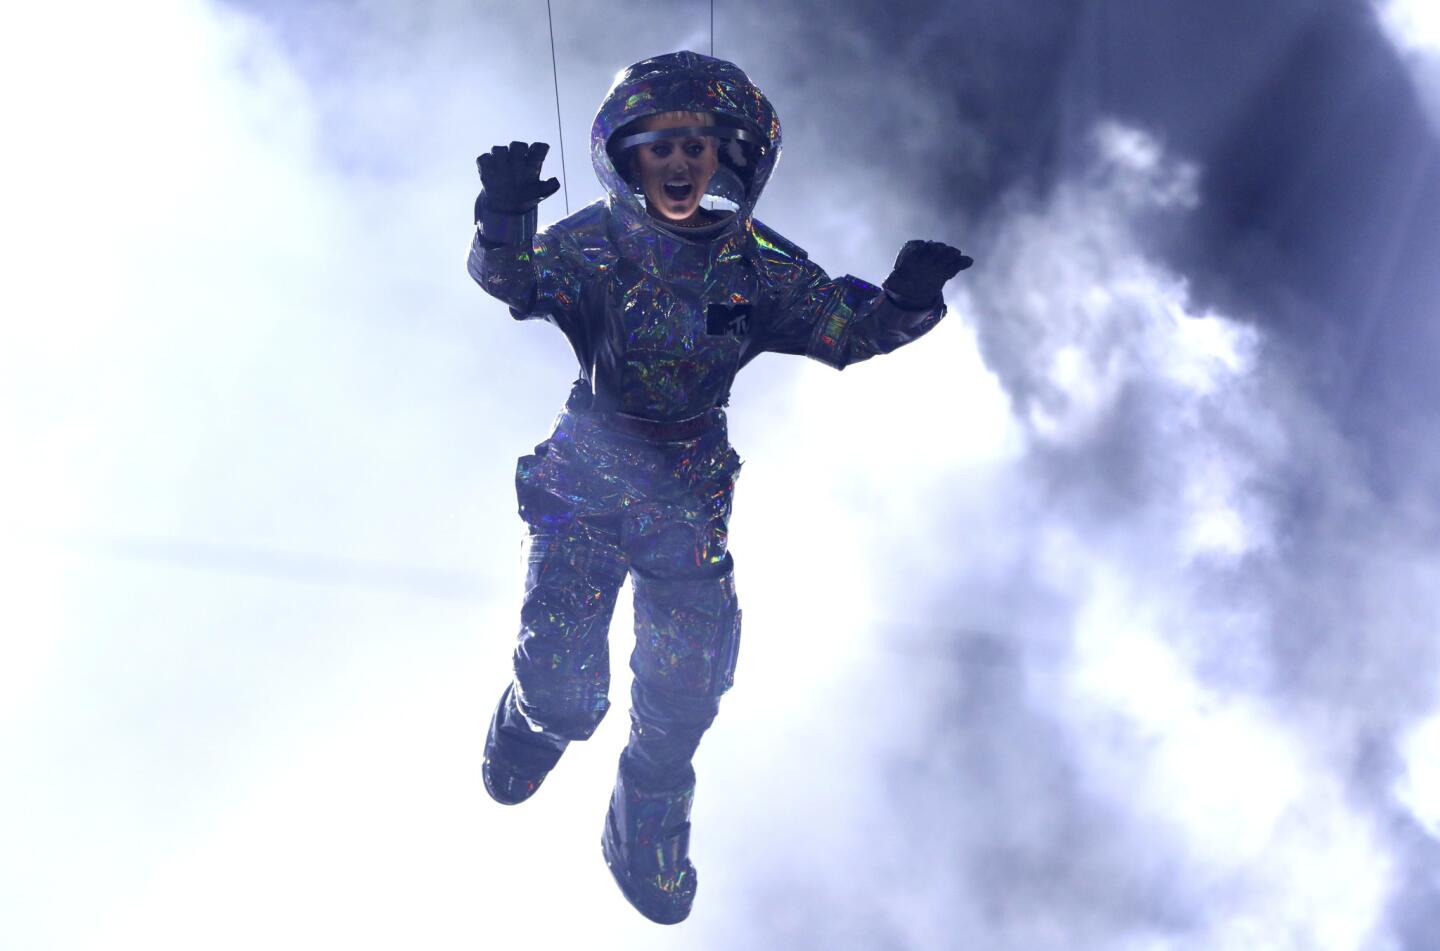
<box><xmin>470</xmin><ymin>50</ymin><xmax>952</xmax><ymax>924</ymax></box>
<box><xmin>494</xmin><ymin>404</ymin><xmax>740</xmax><ymax>924</ymax></box>
<box><xmin>468</xmin><ymin>50</ymin><xmax>948</xmax><ymax>421</ymax></box>
<box><xmin>602</xmin><ymin>766</ymin><xmax>699</xmax><ymax>925</ymax></box>
<box><xmin>508</xmin><ymin>406</ymin><xmax>742</xmax><ymax>735</ymax></box>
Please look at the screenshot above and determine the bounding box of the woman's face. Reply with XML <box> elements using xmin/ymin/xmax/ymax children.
<box><xmin>630</xmin><ymin>113</ymin><xmax>719</xmax><ymax>222</ymax></box>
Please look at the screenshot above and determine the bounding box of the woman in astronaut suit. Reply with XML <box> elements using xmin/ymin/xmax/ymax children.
<box><xmin>468</xmin><ymin>50</ymin><xmax>970</xmax><ymax>924</ymax></box>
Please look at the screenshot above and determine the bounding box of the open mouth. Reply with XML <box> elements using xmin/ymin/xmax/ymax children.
<box><xmin>662</xmin><ymin>181</ymin><xmax>694</xmax><ymax>202</ymax></box>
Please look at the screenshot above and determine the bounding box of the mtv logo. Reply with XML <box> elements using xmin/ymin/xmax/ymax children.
<box><xmin>706</xmin><ymin>302</ymin><xmax>752</xmax><ymax>337</ymax></box>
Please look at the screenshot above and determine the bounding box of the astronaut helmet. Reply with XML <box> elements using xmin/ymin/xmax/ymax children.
<box><xmin>592</xmin><ymin>51</ymin><xmax>780</xmax><ymax>225</ymax></box>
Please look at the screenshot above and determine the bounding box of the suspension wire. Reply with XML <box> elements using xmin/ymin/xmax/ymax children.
<box><xmin>542</xmin><ymin>0</ymin><xmax>716</xmax><ymax>215</ymax></box>
<box><xmin>545</xmin><ymin>0</ymin><xmax>571</xmax><ymax>215</ymax></box>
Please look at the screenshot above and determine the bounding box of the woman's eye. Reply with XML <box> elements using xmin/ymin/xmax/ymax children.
<box><xmin>685</xmin><ymin>143</ymin><xmax>704</xmax><ymax>156</ymax></box>
<box><xmin>650</xmin><ymin>144</ymin><xmax>671</xmax><ymax>157</ymax></box>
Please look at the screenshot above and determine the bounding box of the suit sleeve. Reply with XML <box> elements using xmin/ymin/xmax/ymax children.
<box><xmin>465</xmin><ymin>195</ymin><xmax>586</xmax><ymax>334</ymax></box>
<box><xmin>755</xmin><ymin>254</ymin><xmax>947</xmax><ymax>370</ymax></box>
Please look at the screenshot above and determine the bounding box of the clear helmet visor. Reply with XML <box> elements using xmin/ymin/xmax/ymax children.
<box><xmin>611</xmin><ymin>122</ymin><xmax>766</xmax><ymax>213</ymax></box>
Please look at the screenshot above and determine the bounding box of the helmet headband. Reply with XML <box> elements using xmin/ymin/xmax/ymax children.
<box><xmin>612</xmin><ymin>124</ymin><xmax>762</xmax><ymax>152</ymax></box>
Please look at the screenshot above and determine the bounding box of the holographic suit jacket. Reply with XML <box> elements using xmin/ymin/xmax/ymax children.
<box><xmin>469</xmin><ymin>53</ymin><xmax>951</xmax><ymax>920</ymax></box>
<box><xmin>467</xmin><ymin>51</ymin><xmax>947</xmax><ymax>421</ymax></box>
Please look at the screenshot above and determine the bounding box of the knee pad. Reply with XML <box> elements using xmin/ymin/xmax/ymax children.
<box><xmin>520</xmin><ymin>525</ymin><xmax>628</xmax><ymax>633</ymax></box>
<box><xmin>512</xmin><ymin>524</ymin><xmax>628</xmax><ymax>741</ymax></box>
<box><xmin>630</xmin><ymin>565</ymin><xmax>742</xmax><ymax>698</ymax></box>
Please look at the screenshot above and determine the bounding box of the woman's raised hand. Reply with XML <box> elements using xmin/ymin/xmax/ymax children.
<box><xmin>476</xmin><ymin>141</ymin><xmax>562</xmax><ymax>214</ymax></box>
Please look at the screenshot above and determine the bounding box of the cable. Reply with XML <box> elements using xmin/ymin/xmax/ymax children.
<box><xmin>546</xmin><ymin>0</ymin><xmax>571</xmax><ymax>216</ymax></box>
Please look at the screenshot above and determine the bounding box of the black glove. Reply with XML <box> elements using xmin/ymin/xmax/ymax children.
<box><xmin>475</xmin><ymin>141</ymin><xmax>561</xmax><ymax>218</ymax></box>
<box><xmin>882</xmin><ymin>240</ymin><xmax>974</xmax><ymax>308</ymax></box>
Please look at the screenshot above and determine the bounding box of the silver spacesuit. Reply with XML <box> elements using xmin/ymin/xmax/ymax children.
<box><xmin>468</xmin><ymin>50</ymin><xmax>949</xmax><ymax>924</ymax></box>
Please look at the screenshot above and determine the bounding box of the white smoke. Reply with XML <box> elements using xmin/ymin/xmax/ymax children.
<box><xmin>1374</xmin><ymin>0</ymin><xmax>1440</xmax><ymax>133</ymax></box>
<box><xmin>4</xmin><ymin>2</ymin><xmax>1438</xmax><ymax>949</ymax></box>
<box><xmin>715</xmin><ymin>112</ymin><xmax>1435</xmax><ymax>949</ymax></box>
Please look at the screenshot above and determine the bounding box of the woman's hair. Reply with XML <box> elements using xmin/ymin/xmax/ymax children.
<box><xmin>640</xmin><ymin>110</ymin><xmax>716</xmax><ymax>130</ymax></box>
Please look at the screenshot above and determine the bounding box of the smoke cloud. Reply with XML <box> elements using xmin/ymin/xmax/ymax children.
<box><xmin>3</xmin><ymin>1</ymin><xmax>1436</xmax><ymax>948</ymax></box>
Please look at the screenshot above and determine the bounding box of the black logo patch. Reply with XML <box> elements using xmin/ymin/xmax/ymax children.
<box><xmin>706</xmin><ymin>302</ymin><xmax>752</xmax><ymax>337</ymax></box>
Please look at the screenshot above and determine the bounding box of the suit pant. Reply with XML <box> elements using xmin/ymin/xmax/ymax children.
<box><xmin>500</xmin><ymin>406</ymin><xmax>743</xmax><ymax>792</ymax></box>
